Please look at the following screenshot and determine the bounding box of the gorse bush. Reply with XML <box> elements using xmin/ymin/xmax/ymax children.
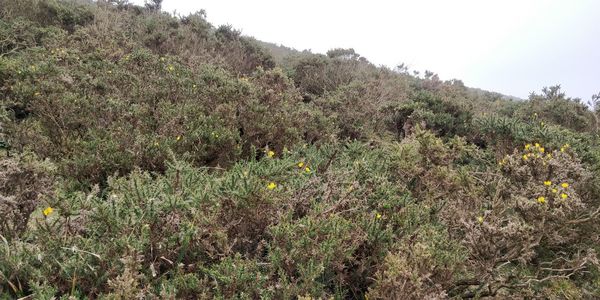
<box><xmin>1</xmin><ymin>42</ymin><xmax>329</xmax><ymax>183</ymax></box>
<box><xmin>517</xmin><ymin>85</ymin><xmax>596</xmax><ymax>132</ymax></box>
<box><xmin>1</xmin><ymin>0</ymin><xmax>600</xmax><ymax>298</ymax></box>
<box><xmin>0</xmin><ymin>152</ymin><xmax>54</xmax><ymax>241</ymax></box>
<box><xmin>453</xmin><ymin>143</ymin><xmax>600</xmax><ymax>297</ymax></box>
<box><xmin>0</xmin><ymin>143</ymin><xmax>455</xmax><ymax>298</ymax></box>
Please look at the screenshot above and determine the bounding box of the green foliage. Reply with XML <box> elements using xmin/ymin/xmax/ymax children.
<box><xmin>517</xmin><ymin>85</ymin><xmax>596</xmax><ymax>132</ymax></box>
<box><xmin>474</xmin><ymin>114</ymin><xmax>600</xmax><ymax>166</ymax></box>
<box><xmin>39</xmin><ymin>0</ymin><xmax>95</xmax><ymax>31</ymax></box>
<box><xmin>1</xmin><ymin>0</ymin><xmax>600</xmax><ymax>298</ymax></box>
<box><xmin>385</xmin><ymin>90</ymin><xmax>473</xmax><ymax>139</ymax></box>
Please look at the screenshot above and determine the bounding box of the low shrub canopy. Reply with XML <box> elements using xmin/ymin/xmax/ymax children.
<box><xmin>1</xmin><ymin>0</ymin><xmax>600</xmax><ymax>298</ymax></box>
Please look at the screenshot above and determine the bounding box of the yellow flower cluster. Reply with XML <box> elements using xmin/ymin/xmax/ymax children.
<box><xmin>296</xmin><ymin>161</ymin><xmax>312</xmax><ymax>174</ymax></box>
<box><xmin>559</xmin><ymin>182</ymin><xmax>569</xmax><ymax>200</ymax></box>
<box><xmin>537</xmin><ymin>180</ymin><xmax>570</xmax><ymax>204</ymax></box>
<box><xmin>43</xmin><ymin>207</ymin><xmax>54</xmax><ymax>216</ymax></box>
<box><xmin>522</xmin><ymin>143</ymin><xmax>552</xmax><ymax>163</ymax></box>
<box><xmin>560</xmin><ymin>143</ymin><xmax>570</xmax><ymax>152</ymax></box>
<box><xmin>498</xmin><ymin>155</ymin><xmax>508</xmax><ymax>166</ymax></box>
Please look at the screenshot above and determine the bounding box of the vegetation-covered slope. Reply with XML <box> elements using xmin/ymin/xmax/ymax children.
<box><xmin>1</xmin><ymin>0</ymin><xmax>600</xmax><ymax>298</ymax></box>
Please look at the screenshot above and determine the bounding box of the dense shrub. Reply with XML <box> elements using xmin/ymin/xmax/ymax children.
<box><xmin>0</xmin><ymin>152</ymin><xmax>54</xmax><ymax>241</ymax></box>
<box><xmin>451</xmin><ymin>143</ymin><xmax>600</xmax><ymax>297</ymax></box>
<box><xmin>0</xmin><ymin>143</ymin><xmax>439</xmax><ymax>298</ymax></box>
<box><xmin>385</xmin><ymin>90</ymin><xmax>473</xmax><ymax>139</ymax></box>
<box><xmin>1</xmin><ymin>43</ymin><xmax>331</xmax><ymax>184</ymax></box>
<box><xmin>516</xmin><ymin>85</ymin><xmax>596</xmax><ymax>132</ymax></box>
<box><xmin>288</xmin><ymin>52</ymin><xmax>375</xmax><ymax>98</ymax></box>
<box><xmin>1</xmin><ymin>0</ymin><xmax>600</xmax><ymax>298</ymax></box>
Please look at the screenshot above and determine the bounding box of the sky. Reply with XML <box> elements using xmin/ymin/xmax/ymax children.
<box><xmin>132</xmin><ymin>0</ymin><xmax>600</xmax><ymax>101</ymax></box>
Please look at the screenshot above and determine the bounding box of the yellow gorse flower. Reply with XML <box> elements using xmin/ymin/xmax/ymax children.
<box><xmin>304</xmin><ymin>166</ymin><xmax>311</xmax><ymax>173</ymax></box>
<box><xmin>477</xmin><ymin>216</ymin><xmax>484</xmax><ymax>224</ymax></box>
<box><xmin>525</xmin><ymin>144</ymin><xmax>531</xmax><ymax>150</ymax></box>
<box><xmin>43</xmin><ymin>207</ymin><xmax>54</xmax><ymax>216</ymax></box>
<box><xmin>552</xmin><ymin>188</ymin><xmax>558</xmax><ymax>193</ymax></box>
<box><xmin>297</xmin><ymin>162</ymin><xmax>304</xmax><ymax>168</ymax></box>
<box><xmin>267</xmin><ymin>150</ymin><xmax>275</xmax><ymax>158</ymax></box>
<box><xmin>561</xmin><ymin>193</ymin><xmax>568</xmax><ymax>199</ymax></box>
<box><xmin>544</xmin><ymin>181</ymin><xmax>551</xmax><ymax>186</ymax></box>
<box><xmin>537</xmin><ymin>196</ymin><xmax>546</xmax><ymax>204</ymax></box>
<box><xmin>561</xmin><ymin>183</ymin><xmax>569</xmax><ymax>188</ymax></box>
<box><xmin>539</xmin><ymin>147</ymin><xmax>545</xmax><ymax>153</ymax></box>
<box><xmin>522</xmin><ymin>154</ymin><xmax>528</xmax><ymax>160</ymax></box>
<box><xmin>376</xmin><ymin>213</ymin><xmax>382</xmax><ymax>219</ymax></box>
<box><xmin>267</xmin><ymin>182</ymin><xmax>277</xmax><ymax>190</ymax></box>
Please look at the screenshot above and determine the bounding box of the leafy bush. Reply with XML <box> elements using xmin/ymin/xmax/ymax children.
<box><xmin>516</xmin><ymin>85</ymin><xmax>595</xmax><ymax>132</ymax></box>
<box><xmin>385</xmin><ymin>90</ymin><xmax>473</xmax><ymax>139</ymax></box>
<box><xmin>1</xmin><ymin>0</ymin><xmax>600</xmax><ymax>298</ymax></box>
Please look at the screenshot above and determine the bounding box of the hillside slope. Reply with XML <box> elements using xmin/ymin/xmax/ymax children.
<box><xmin>1</xmin><ymin>0</ymin><xmax>600</xmax><ymax>298</ymax></box>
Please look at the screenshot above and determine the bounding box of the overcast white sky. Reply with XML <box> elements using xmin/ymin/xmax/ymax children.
<box><xmin>132</xmin><ymin>0</ymin><xmax>599</xmax><ymax>100</ymax></box>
